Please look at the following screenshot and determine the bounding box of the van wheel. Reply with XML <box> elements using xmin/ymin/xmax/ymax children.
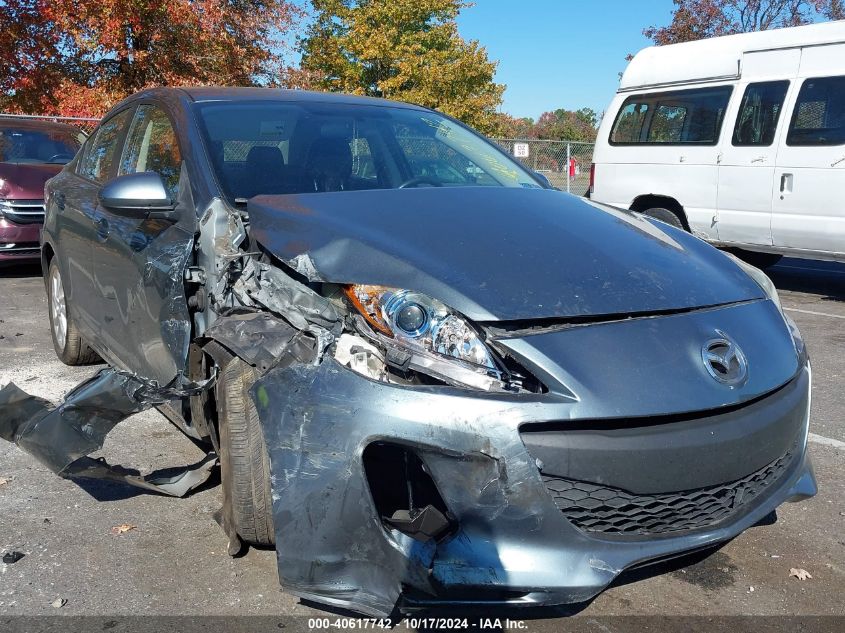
<box><xmin>641</xmin><ymin>207</ymin><xmax>686</xmax><ymax>230</ymax></box>
<box><xmin>216</xmin><ymin>356</ymin><xmax>275</xmax><ymax>546</ymax></box>
<box><xmin>727</xmin><ymin>249</ymin><xmax>783</xmax><ymax>270</ymax></box>
<box><xmin>46</xmin><ymin>259</ymin><xmax>100</xmax><ymax>365</ymax></box>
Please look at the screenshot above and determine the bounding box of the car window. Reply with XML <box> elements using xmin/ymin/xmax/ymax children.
<box><xmin>77</xmin><ymin>108</ymin><xmax>134</xmax><ymax>183</ymax></box>
<box><xmin>610</xmin><ymin>86</ymin><xmax>733</xmax><ymax>145</ymax></box>
<box><xmin>786</xmin><ymin>76</ymin><xmax>845</xmax><ymax>146</ymax></box>
<box><xmin>732</xmin><ymin>81</ymin><xmax>789</xmax><ymax>146</ymax></box>
<box><xmin>195</xmin><ymin>101</ymin><xmax>540</xmax><ymax>201</ymax></box>
<box><xmin>119</xmin><ymin>104</ymin><xmax>182</xmax><ymax>196</ymax></box>
<box><xmin>0</xmin><ymin>124</ymin><xmax>82</xmax><ymax>165</ymax></box>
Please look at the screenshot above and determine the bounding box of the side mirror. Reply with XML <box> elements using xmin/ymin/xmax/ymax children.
<box><xmin>99</xmin><ymin>172</ymin><xmax>178</xmax><ymax>220</ymax></box>
<box><xmin>533</xmin><ymin>171</ymin><xmax>554</xmax><ymax>189</ymax></box>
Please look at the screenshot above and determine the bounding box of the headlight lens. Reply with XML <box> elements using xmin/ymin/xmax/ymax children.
<box><xmin>726</xmin><ymin>253</ymin><xmax>782</xmax><ymax>313</ymax></box>
<box><xmin>344</xmin><ymin>285</ymin><xmax>499</xmax><ymax>370</ymax></box>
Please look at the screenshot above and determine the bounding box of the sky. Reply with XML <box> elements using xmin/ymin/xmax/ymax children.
<box><xmin>456</xmin><ymin>0</ymin><xmax>678</xmax><ymax>119</ymax></box>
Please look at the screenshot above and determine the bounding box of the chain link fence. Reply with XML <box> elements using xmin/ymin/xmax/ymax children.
<box><xmin>0</xmin><ymin>113</ymin><xmax>100</xmax><ymax>135</ymax></box>
<box><xmin>493</xmin><ymin>138</ymin><xmax>594</xmax><ymax>195</ymax></box>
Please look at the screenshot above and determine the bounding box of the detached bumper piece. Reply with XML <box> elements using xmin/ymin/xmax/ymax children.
<box><xmin>0</xmin><ymin>368</ymin><xmax>216</xmax><ymax>497</ymax></box>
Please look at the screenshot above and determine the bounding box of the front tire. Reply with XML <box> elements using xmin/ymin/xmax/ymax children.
<box><xmin>46</xmin><ymin>259</ymin><xmax>100</xmax><ymax>365</ymax></box>
<box><xmin>216</xmin><ymin>356</ymin><xmax>275</xmax><ymax>546</ymax></box>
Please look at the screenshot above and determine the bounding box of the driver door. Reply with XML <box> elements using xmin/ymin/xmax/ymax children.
<box><xmin>91</xmin><ymin>103</ymin><xmax>197</xmax><ymax>385</ymax></box>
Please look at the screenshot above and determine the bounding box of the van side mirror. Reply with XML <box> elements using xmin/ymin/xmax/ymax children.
<box><xmin>99</xmin><ymin>172</ymin><xmax>178</xmax><ymax>221</ymax></box>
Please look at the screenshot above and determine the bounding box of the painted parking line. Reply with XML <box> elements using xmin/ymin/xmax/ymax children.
<box><xmin>783</xmin><ymin>306</ymin><xmax>845</xmax><ymax>319</ymax></box>
<box><xmin>809</xmin><ymin>433</ymin><xmax>845</xmax><ymax>450</ymax></box>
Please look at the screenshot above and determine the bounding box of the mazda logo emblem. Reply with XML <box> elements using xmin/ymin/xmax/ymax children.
<box><xmin>702</xmin><ymin>331</ymin><xmax>748</xmax><ymax>387</ymax></box>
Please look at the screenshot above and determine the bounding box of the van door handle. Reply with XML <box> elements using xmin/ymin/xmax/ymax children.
<box><xmin>833</xmin><ymin>156</ymin><xmax>845</xmax><ymax>167</ymax></box>
<box><xmin>751</xmin><ymin>156</ymin><xmax>767</xmax><ymax>163</ymax></box>
<box><xmin>779</xmin><ymin>173</ymin><xmax>793</xmax><ymax>198</ymax></box>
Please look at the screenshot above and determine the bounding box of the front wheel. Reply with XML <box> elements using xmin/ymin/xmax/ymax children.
<box><xmin>215</xmin><ymin>356</ymin><xmax>275</xmax><ymax>546</ymax></box>
<box><xmin>46</xmin><ymin>259</ymin><xmax>100</xmax><ymax>365</ymax></box>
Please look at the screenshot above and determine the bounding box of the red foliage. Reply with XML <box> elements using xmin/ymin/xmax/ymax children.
<box><xmin>1</xmin><ymin>0</ymin><xmax>301</xmax><ymax>116</ymax></box>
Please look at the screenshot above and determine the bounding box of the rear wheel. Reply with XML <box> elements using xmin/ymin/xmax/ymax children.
<box><xmin>216</xmin><ymin>356</ymin><xmax>275</xmax><ymax>546</ymax></box>
<box><xmin>640</xmin><ymin>207</ymin><xmax>686</xmax><ymax>230</ymax></box>
<box><xmin>46</xmin><ymin>259</ymin><xmax>100</xmax><ymax>365</ymax></box>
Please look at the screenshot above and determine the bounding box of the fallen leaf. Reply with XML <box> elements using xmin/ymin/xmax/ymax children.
<box><xmin>789</xmin><ymin>568</ymin><xmax>812</xmax><ymax>580</ymax></box>
<box><xmin>111</xmin><ymin>524</ymin><xmax>136</xmax><ymax>535</ymax></box>
<box><xmin>0</xmin><ymin>477</ymin><xmax>9</xmax><ymax>486</ymax></box>
<box><xmin>51</xmin><ymin>598</ymin><xmax>67</xmax><ymax>608</ymax></box>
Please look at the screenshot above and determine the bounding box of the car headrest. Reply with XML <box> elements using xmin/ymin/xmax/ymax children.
<box><xmin>305</xmin><ymin>137</ymin><xmax>352</xmax><ymax>177</ymax></box>
<box><xmin>246</xmin><ymin>145</ymin><xmax>284</xmax><ymax>170</ymax></box>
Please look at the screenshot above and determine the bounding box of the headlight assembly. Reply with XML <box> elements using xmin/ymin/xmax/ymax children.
<box><xmin>343</xmin><ymin>284</ymin><xmax>511</xmax><ymax>390</ymax></box>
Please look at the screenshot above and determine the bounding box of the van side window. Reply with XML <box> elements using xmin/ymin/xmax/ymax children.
<box><xmin>610</xmin><ymin>103</ymin><xmax>649</xmax><ymax>143</ymax></box>
<box><xmin>732</xmin><ymin>81</ymin><xmax>789</xmax><ymax>146</ymax></box>
<box><xmin>787</xmin><ymin>76</ymin><xmax>845</xmax><ymax>146</ymax></box>
<box><xmin>610</xmin><ymin>86</ymin><xmax>732</xmax><ymax>145</ymax></box>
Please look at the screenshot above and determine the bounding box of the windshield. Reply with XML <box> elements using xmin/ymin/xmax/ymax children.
<box><xmin>194</xmin><ymin>101</ymin><xmax>541</xmax><ymax>200</ymax></box>
<box><xmin>0</xmin><ymin>125</ymin><xmax>83</xmax><ymax>165</ymax></box>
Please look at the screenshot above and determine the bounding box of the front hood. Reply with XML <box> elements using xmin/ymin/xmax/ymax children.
<box><xmin>0</xmin><ymin>162</ymin><xmax>63</xmax><ymax>199</ymax></box>
<box><xmin>248</xmin><ymin>187</ymin><xmax>764</xmax><ymax>321</ymax></box>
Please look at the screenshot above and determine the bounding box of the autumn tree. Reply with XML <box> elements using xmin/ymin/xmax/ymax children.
<box><xmin>0</xmin><ymin>0</ymin><xmax>300</xmax><ymax>116</ymax></box>
<box><xmin>299</xmin><ymin>0</ymin><xmax>504</xmax><ymax>134</ymax></box>
<box><xmin>645</xmin><ymin>0</ymin><xmax>845</xmax><ymax>45</ymax></box>
<box><xmin>494</xmin><ymin>108</ymin><xmax>598</xmax><ymax>142</ymax></box>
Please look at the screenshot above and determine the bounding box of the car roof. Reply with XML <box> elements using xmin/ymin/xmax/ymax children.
<box><xmin>0</xmin><ymin>117</ymin><xmax>83</xmax><ymax>134</ymax></box>
<box><xmin>126</xmin><ymin>86</ymin><xmax>430</xmax><ymax>112</ymax></box>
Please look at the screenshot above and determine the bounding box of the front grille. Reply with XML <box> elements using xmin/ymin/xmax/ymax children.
<box><xmin>543</xmin><ymin>448</ymin><xmax>794</xmax><ymax>536</ymax></box>
<box><xmin>0</xmin><ymin>199</ymin><xmax>45</xmax><ymax>224</ymax></box>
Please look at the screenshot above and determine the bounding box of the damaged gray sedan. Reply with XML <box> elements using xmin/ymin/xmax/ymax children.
<box><xmin>0</xmin><ymin>87</ymin><xmax>816</xmax><ymax>616</ymax></box>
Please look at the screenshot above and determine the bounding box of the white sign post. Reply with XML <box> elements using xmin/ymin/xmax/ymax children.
<box><xmin>513</xmin><ymin>142</ymin><xmax>529</xmax><ymax>158</ymax></box>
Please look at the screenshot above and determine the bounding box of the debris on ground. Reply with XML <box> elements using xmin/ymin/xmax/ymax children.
<box><xmin>0</xmin><ymin>476</ymin><xmax>9</xmax><ymax>486</ymax></box>
<box><xmin>51</xmin><ymin>598</ymin><xmax>67</xmax><ymax>608</ymax></box>
<box><xmin>111</xmin><ymin>524</ymin><xmax>136</xmax><ymax>536</ymax></box>
<box><xmin>2</xmin><ymin>551</ymin><xmax>25</xmax><ymax>564</ymax></box>
<box><xmin>789</xmin><ymin>568</ymin><xmax>812</xmax><ymax>580</ymax></box>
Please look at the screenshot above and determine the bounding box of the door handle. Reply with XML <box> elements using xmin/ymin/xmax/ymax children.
<box><xmin>751</xmin><ymin>156</ymin><xmax>767</xmax><ymax>163</ymax></box>
<box><xmin>779</xmin><ymin>173</ymin><xmax>793</xmax><ymax>198</ymax></box>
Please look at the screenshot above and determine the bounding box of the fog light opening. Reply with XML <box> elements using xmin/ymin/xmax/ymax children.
<box><xmin>363</xmin><ymin>442</ymin><xmax>456</xmax><ymax>542</ymax></box>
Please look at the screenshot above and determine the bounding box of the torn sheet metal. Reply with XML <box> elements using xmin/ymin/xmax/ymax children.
<box><xmin>229</xmin><ymin>258</ymin><xmax>341</xmax><ymax>332</ymax></box>
<box><xmin>0</xmin><ymin>368</ymin><xmax>216</xmax><ymax>497</ymax></box>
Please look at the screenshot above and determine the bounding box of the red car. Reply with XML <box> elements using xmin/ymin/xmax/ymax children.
<box><xmin>0</xmin><ymin>117</ymin><xmax>84</xmax><ymax>263</ymax></box>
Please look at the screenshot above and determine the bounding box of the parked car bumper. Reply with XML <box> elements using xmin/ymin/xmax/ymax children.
<box><xmin>0</xmin><ymin>217</ymin><xmax>41</xmax><ymax>262</ymax></box>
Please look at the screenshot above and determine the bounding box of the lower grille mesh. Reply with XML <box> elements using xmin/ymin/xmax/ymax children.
<box><xmin>542</xmin><ymin>448</ymin><xmax>794</xmax><ymax>536</ymax></box>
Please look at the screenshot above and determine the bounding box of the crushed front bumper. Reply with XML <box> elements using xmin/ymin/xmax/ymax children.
<box><xmin>252</xmin><ymin>359</ymin><xmax>815</xmax><ymax>617</ymax></box>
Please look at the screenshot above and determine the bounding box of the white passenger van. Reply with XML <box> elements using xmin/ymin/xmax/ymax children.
<box><xmin>591</xmin><ymin>21</ymin><xmax>845</xmax><ymax>267</ymax></box>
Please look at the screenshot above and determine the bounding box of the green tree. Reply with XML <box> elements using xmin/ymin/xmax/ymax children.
<box><xmin>299</xmin><ymin>0</ymin><xmax>505</xmax><ymax>134</ymax></box>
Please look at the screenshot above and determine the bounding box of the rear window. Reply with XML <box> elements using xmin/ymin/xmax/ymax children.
<box><xmin>610</xmin><ymin>86</ymin><xmax>733</xmax><ymax>145</ymax></box>
<box><xmin>786</xmin><ymin>76</ymin><xmax>845</xmax><ymax>146</ymax></box>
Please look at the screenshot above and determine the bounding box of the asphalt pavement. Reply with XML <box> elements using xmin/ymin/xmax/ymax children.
<box><xmin>0</xmin><ymin>258</ymin><xmax>843</xmax><ymax>631</ymax></box>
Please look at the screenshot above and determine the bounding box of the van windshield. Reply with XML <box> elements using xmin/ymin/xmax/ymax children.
<box><xmin>194</xmin><ymin>101</ymin><xmax>541</xmax><ymax>200</ymax></box>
